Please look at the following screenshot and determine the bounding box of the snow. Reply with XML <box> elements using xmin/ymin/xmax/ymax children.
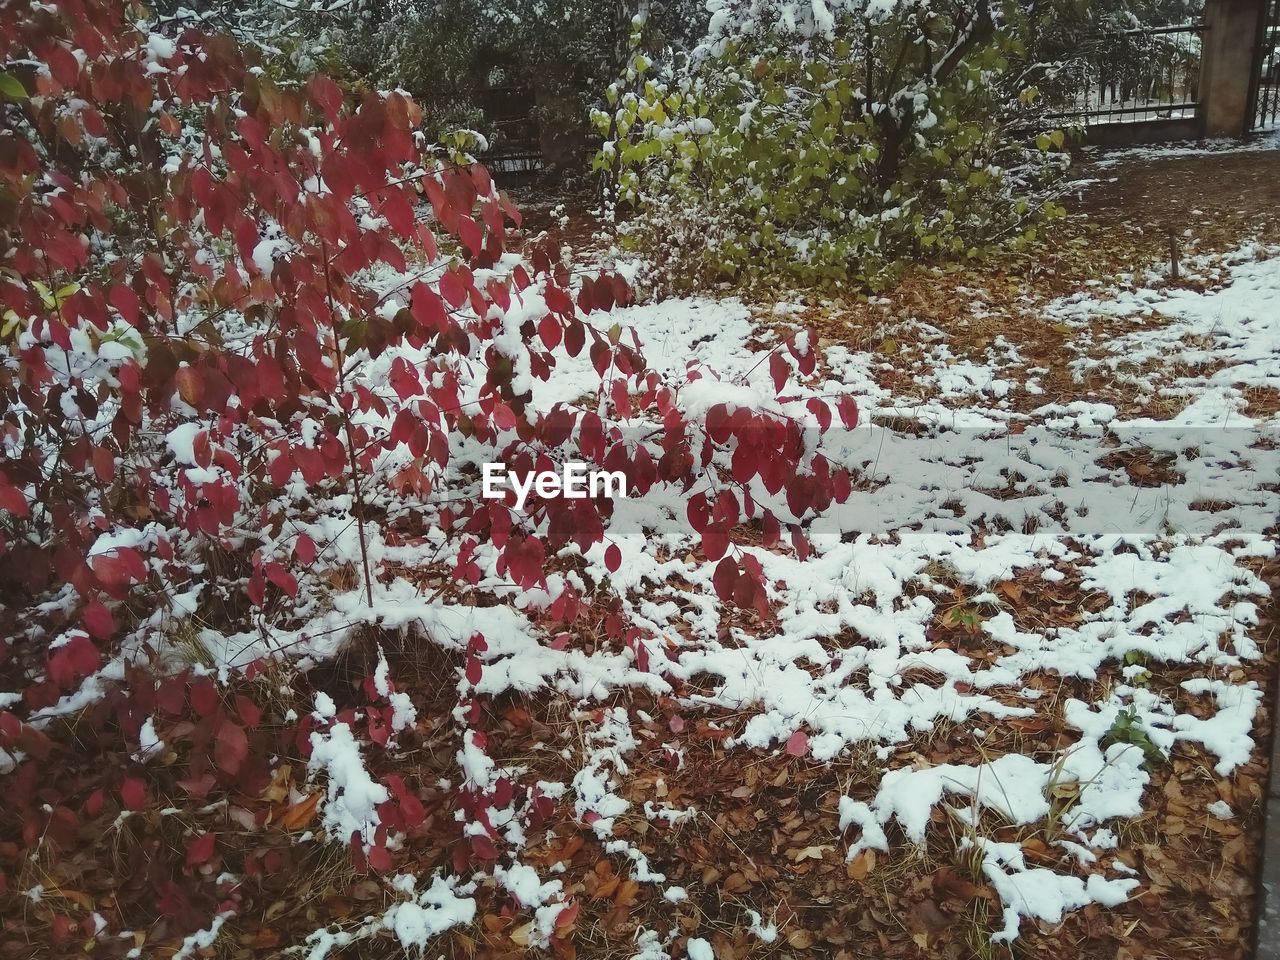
<box><xmin>746</xmin><ymin>910</ymin><xmax>778</xmax><ymax>942</ymax></box>
<box><xmin>381</xmin><ymin>875</ymin><xmax>477</xmax><ymax>950</ymax></box>
<box><xmin>172</xmin><ymin>911</ymin><xmax>232</xmax><ymax>960</ymax></box>
<box><xmin>307</xmin><ymin>720</ymin><xmax>389</xmax><ymax>841</ymax></box>
<box><xmin>12</xmin><ymin>98</ymin><xmax>1274</xmax><ymax>955</ymax></box>
<box><xmin>135</xmin><ymin>716</ymin><xmax>165</xmax><ymax>762</ymax></box>
<box><xmin>412</xmin><ymin>236</ymin><xmax>1275</xmax><ymax>946</ymax></box>
<box><xmin>1086</xmin><ymin>128</ymin><xmax>1280</xmax><ymax>168</ymax></box>
<box><xmin>1207</xmin><ymin>799</ymin><xmax>1235</xmax><ymax>820</ymax></box>
<box><xmin>374</xmin><ymin>646</ymin><xmax>417</xmax><ymax>733</ymax></box>
<box><xmin>980</xmin><ymin>842</ymin><xmax>1138</xmax><ymax>943</ymax></box>
<box><xmin>165</xmin><ymin>423</ymin><xmax>202</xmax><ymax>464</ymax></box>
<box><xmin>270</xmin><ymin>235</ymin><xmax>1280</xmax><ymax>948</ymax></box>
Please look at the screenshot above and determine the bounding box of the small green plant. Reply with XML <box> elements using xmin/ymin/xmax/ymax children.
<box><xmin>1102</xmin><ymin>708</ymin><xmax>1164</xmax><ymax>770</ymax></box>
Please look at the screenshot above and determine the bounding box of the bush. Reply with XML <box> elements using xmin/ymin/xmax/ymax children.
<box><xmin>594</xmin><ymin>0</ymin><xmax>1071</xmax><ymax>293</ymax></box>
<box><xmin>0</xmin><ymin>1</ymin><xmax>857</xmax><ymax>947</ymax></box>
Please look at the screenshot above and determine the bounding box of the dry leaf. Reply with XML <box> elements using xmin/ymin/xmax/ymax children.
<box><xmin>787</xmin><ymin>929</ymin><xmax>815</xmax><ymax>949</ymax></box>
<box><xmin>280</xmin><ymin>792</ymin><xmax>321</xmax><ymax>831</ymax></box>
<box><xmin>847</xmin><ymin>849</ymin><xmax>876</xmax><ymax>880</ymax></box>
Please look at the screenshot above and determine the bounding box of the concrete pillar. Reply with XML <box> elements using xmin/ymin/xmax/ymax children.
<box><xmin>1199</xmin><ymin>0</ymin><xmax>1268</xmax><ymax>137</ymax></box>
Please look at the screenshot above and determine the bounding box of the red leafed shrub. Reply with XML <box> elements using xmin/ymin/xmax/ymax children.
<box><xmin>0</xmin><ymin>0</ymin><xmax>856</xmax><ymax>950</ymax></box>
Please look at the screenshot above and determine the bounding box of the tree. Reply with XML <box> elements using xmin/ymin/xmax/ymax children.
<box><xmin>595</xmin><ymin>0</ymin><xmax>1071</xmax><ymax>292</ymax></box>
<box><xmin>161</xmin><ymin>0</ymin><xmax>710</xmax><ymax>172</ymax></box>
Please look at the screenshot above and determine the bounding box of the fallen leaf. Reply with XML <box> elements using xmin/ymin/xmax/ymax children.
<box><xmin>847</xmin><ymin>849</ymin><xmax>876</xmax><ymax>880</ymax></box>
<box><xmin>280</xmin><ymin>792</ymin><xmax>321</xmax><ymax>831</ymax></box>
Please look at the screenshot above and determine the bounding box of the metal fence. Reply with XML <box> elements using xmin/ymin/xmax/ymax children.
<box><xmin>1253</xmin><ymin>1</ymin><xmax>1280</xmax><ymax>129</ymax></box>
<box><xmin>1047</xmin><ymin>23</ymin><xmax>1205</xmax><ymax>125</ymax></box>
<box><xmin>477</xmin><ymin>66</ymin><xmax>545</xmax><ymax>179</ymax></box>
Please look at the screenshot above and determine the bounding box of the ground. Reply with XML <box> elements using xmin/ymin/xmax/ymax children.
<box><xmin>4</xmin><ymin>138</ymin><xmax>1279</xmax><ymax>960</ymax></box>
<box><xmin>488</xmin><ymin>139</ymin><xmax>1280</xmax><ymax>960</ymax></box>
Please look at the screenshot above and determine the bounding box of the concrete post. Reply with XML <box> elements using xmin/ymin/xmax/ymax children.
<box><xmin>1199</xmin><ymin>0</ymin><xmax>1268</xmax><ymax>137</ymax></box>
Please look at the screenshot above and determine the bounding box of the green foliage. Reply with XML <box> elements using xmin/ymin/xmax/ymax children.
<box><xmin>1102</xmin><ymin>707</ymin><xmax>1164</xmax><ymax>770</ymax></box>
<box><xmin>194</xmin><ymin>0</ymin><xmax>707</xmax><ymax>153</ymax></box>
<box><xmin>595</xmin><ymin>1</ymin><xmax>1071</xmax><ymax>293</ymax></box>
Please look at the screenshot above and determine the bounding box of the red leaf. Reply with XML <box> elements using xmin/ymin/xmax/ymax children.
<box><xmin>214</xmin><ymin>721</ymin><xmax>249</xmax><ymax>775</ymax></box>
<box><xmin>706</xmin><ymin>404</ymin><xmax>733</xmax><ymax>445</ymax></box>
<box><xmin>544</xmin><ymin>284</ymin><xmax>572</xmax><ymax>315</ymax></box>
<box><xmin>186</xmin><ymin>832</ymin><xmax>216</xmax><ymax>867</ymax></box>
<box><xmin>235</xmin><ymin>695</ymin><xmax>262</xmax><ymax>729</ymax></box>
<box><xmin>836</xmin><ymin>394</ymin><xmax>860</xmax><ymax>429</ymax></box>
<box><xmin>120</xmin><ymin>777</ymin><xmax>147</xmax><ymax>812</ymax></box>
<box><xmin>0</xmin><ymin>483</ymin><xmax>29</xmax><ymax>517</ymax></box>
<box><xmin>538</xmin><ymin>314</ymin><xmax>562</xmax><ymax>350</ymax></box>
<box><xmin>604</xmin><ymin>543</ymin><xmax>621</xmax><ymax>573</ymax></box>
<box><xmin>769</xmin><ymin>352</ymin><xmax>789</xmax><ymax>394</ymax></box>
<box><xmin>307</xmin><ymin>75</ymin><xmax>344</xmax><ymax>121</ymax></box>
<box><xmin>109</xmin><ymin>284</ymin><xmax>139</xmax><ymax>324</ymax></box>
<box><xmin>367</xmin><ymin>843</ymin><xmax>393</xmax><ymax>872</ymax></box>
<box><xmin>702</xmin><ymin>524</ymin><xmax>729</xmax><ymax>562</ymax></box>
<box><xmin>45</xmin><ymin>44</ymin><xmax>79</xmax><ymax>87</ymax></box>
<box><xmin>554</xmin><ymin>900</ymin><xmax>580</xmax><ymax>930</ymax></box>
<box><xmin>247</xmin><ymin>570</ymin><xmax>265</xmax><ymax>607</ymax></box>
<box><xmin>395</xmin><ymin>789</ymin><xmax>426</xmax><ymax>828</ymax></box>
<box><xmin>295</xmin><ymin>533</ymin><xmax>317</xmax><ymax>564</ymax></box>
<box><xmin>807</xmin><ymin>397</ymin><xmax>833</xmax><ymax>433</ymax></box>
<box><xmin>92</xmin><ymin>445</ymin><xmax>114</xmax><ymax>482</ymax></box>
<box><xmin>174</xmin><ymin>366</ymin><xmax>204</xmax><ymax>408</ymax></box>
<box><xmin>439</xmin><ymin>268</ymin><xmax>467</xmax><ymax>308</ymax></box>
<box><xmin>564</xmin><ymin>319</ymin><xmax>585</xmax><ymax>357</ymax></box>
<box><xmin>92</xmin><ymin>547</ymin><xmax>147</xmax><ymax>594</ymax></box>
<box><xmin>82</xmin><ymin>601</ymin><xmax>115</xmax><ymax>640</ymax></box>
<box><xmin>791</xmin><ymin>528</ymin><xmax>811</xmax><ymax>562</ymax></box>
<box><xmin>265</xmin><ymin>562</ymin><xmax>298</xmax><ymax>598</ymax></box>
<box><xmin>712</xmin><ymin>557</ymin><xmax>738</xmax><ymax>601</ymax></box>
<box><xmin>785</xmin><ymin>730</ymin><xmax>810</xmax><ymax>757</ymax></box>
<box><xmin>190</xmin><ymin>677</ymin><xmax>219</xmax><ymax>716</ymax></box>
<box><xmin>48</xmin><ymin>634</ymin><xmax>100</xmax><ymax>688</ymax></box>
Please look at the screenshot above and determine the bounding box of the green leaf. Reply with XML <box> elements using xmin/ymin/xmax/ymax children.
<box><xmin>0</xmin><ymin>72</ymin><xmax>27</xmax><ymax>101</ymax></box>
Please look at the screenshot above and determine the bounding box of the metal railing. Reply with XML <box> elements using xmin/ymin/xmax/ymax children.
<box><xmin>1252</xmin><ymin>4</ymin><xmax>1280</xmax><ymax>129</ymax></box>
<box><xmin>1047</xmin><ymin>22</ymin><xmax>1205</xmax><ymax>125</ymax></box>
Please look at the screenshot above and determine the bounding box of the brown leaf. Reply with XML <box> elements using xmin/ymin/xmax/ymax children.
<box><xmin>614</xmin><ymin>880</ymin><xmax>640</xmax><ymax>906</ymax></box>
<box><xmin>847</xmin><ymin>849</ymin><xmax>876</xmax><ymax>880</ymax></box>
<box><xmin>908</xmin><ymin>899</ymin><xmax>952</xmax><ymax>938</ymax></box>
<box><xmin>723</xmin><ymin>871</ymin><xmax>751</xmax><ymax>894</ymax></box>
<box><xmin>601</xmin><ymin>903</ymin><xmax>631</xmax><ymax>934</ymax></box>
<box><xmin>245</xmin><ymin>928</ymin><xmax>281</xmax><ymax>950</ymax></box>
<box><xmin>260</xmin><ymin>764</ymin><xmax>293</xmax><ymax>804</ymax></box>
<box><xmin>791</xmin><ymin>844</ymin><xmax>832</xmax><ymax>863</ymax></box>
<box><xmin>996</xmin><ymin>580</ymin><xmax>1024</xmax><ymax>603</ymax></box>
<box><xmin>280</xmin><ymin>792</ymin><xmax>321</xmax><ymax>831</ymax></box>
<box><xmin>786</xmin><ymin>929</ymin><xmax>815</xmax><ymax>949</ymax></box>
<box><xmin>931</xmin><ymin>866</ymin><xmax>987</xmax><ymax>901</ymax></box>
<box><xmin>592</xmin><ymin>874</ymin><xmax>621</xmax><ymax>899</ymax></box>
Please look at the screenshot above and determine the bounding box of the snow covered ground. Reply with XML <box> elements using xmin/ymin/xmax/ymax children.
<box><xmin>292</xmin><ymin>237</ymin><xmax>1280</xmax><ymax>956</ymax></box>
